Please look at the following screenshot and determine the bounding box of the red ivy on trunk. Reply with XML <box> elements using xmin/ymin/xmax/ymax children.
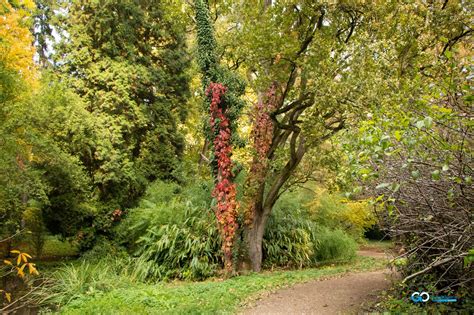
<box><xmin>206</xmin><ymin>82</ymin><xmax>239</xmax><ymax>271</ymax></box>
<box><xmin>243</xmin><ymin>84</ymin><xmax>278</xmax><ymax>225</ymax></box>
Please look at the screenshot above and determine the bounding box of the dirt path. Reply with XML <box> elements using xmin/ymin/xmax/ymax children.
<box><xmin>242</xmin><ymin>251</ymin><xmax>393</xmax><ymax>315</ymax></box>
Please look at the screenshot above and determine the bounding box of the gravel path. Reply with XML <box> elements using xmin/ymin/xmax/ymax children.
<box><xmin>242</xmin><ymin>251</ymin><xmax>393</xmax><ymax>315</ymax></box>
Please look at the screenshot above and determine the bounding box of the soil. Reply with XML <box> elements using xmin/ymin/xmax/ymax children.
<box><xmin>242</xmin><ymin>250</ymin><xmax>394</xmax><ymax>315</ymax></box>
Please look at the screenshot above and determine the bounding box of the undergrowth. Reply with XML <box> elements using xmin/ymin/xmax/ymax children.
<box><xmin>263</xmin><ymin>190</ymin><xmax>358</xmax><ymax>268</ymax></box>
<box><xmin>114</xmin><ymin>181</ymin><xmax>360</xmax><ymax>280</ymax></box>
<box><xmin>40</xmin><ymin>256</ymin><xmax>386</xmax><ymax>314</ymax></box>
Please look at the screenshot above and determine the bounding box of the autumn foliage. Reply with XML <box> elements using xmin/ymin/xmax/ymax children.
<box><xmin>206</xmin><ymin>82</ymin><xmax>239</xmax><ymax>272</ymax></box>
<box><xmin>243</xmin><ymin>84</ymin><xmax>278</xmax><ymax>225</ymax></box>
<box><xmin>0</xmin><ymin>0</ymin><xmax>37</xmax><ymax>86</ymax></box>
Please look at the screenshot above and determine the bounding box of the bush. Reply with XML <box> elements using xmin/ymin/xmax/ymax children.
<box><xmin>314</xmin><ymin>228</ymin><xmax>357</xmax><ymax>262</ymax></box>
<box><xmin>37</xmin><ymin>258</ymin><xmax>134</xmax><ymax>307</ymax></box>
<box><xmin>118</xmin><ymin>180</ymin><xmax>220</xmax><ymax>281</ymax></box>
<box><xmin>80</xmin><ymin>237</ymin><xmax>128</xmax><ymax>262</ymax></box>
<box><xmin>263</xmin><ymin>205</ymin><xmax>317</xmax><ymax>268</ymax></box>
<box><xmin>262</xmin><ymin>189</ymin><xmax>358</xmax><ymax>268</ymax></box>
<box><xmin>133</xmin><ymin>210</ymin><xmax>221</xmax><ymax>281</ymax></box>
<box><xmin>118</xmin><ymin>181</ymin><xmax>359</xmax><ymax>278</ymax></box>
<box><xmin>117</xmin><ymin>180</ymin><xmax>212</xmax><ymax>246</ymax></box>
<box><xmin>309</xmin><ymin>190</ymin><xmax>375</xmax><ymax>241</ymax></box>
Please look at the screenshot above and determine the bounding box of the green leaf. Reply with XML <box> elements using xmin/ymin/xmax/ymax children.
<box><xmin>375</xmin><ymin>194</ymin><xmax>385</xmax><ymax>202</ymax></box>
<box><xmin>376</xmin><ymin>183</ymin><xmax>390</xmax><ymax>190</ymax></box>
<box><xmin>394</xmin><ymin>130</ymin><xmax>402</xmax><ymax>141</ymax></box>
<box><xmin>464</xmin><ymin>249</ymin><xmax>474</xmax><ymax>267</ymax></box>
<box><xmin>391</xmin><ymin>183</ymin><xmax>401</xmax><ymax>193</ymax></box>
<box><xmin>384</xmin><ymin>148</ymin><xmax>400</xmax><ymax>156</ymax></box>
<box><xmin>431</xmin><ymin>170</ymin><xmax>441</xmax><ymax>180</ymax></box>
<box><xmin>423</xmin><ymin>116</ymin><xmax>433</xmax><ymax>128</ymax></box>
<box><xmin>387</xmin><ymin>204</ymin><xmax>394</xmax><ymax>216</ymax></box>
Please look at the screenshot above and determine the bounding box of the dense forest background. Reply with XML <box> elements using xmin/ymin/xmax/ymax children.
<box><xmin>0</xmin><ymin>0</ymin><xmax>472</xmax><ymax>312</ymax></box>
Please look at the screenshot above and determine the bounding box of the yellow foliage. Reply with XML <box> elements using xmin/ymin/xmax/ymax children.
<box><xmin>0</xmin><ymin>0</ymin><xmax>38</xmax><ymax>87</ymax></box>
<box><xmin>308</xmin><ymin>189</ymin><xmax>376</xmax><ymax>240</ymax></box>
<box><xmin>2</xmin><ymin>248</ymin><xmax>38</xmax><ymax>304</ymax></box>
<box><xmin>0</xmin><ymin>289</ymin><xmax>12</xmax><ymax>303</ymax></box>
<box><xmin>3</xmin><ymin>249</ymin><xmax>39</xmax><ymax>278</ymax></box>
<box><xmin>341</xmin><ymin>199</ymin><xmax>377</xmax><ymax>233</ymax></box>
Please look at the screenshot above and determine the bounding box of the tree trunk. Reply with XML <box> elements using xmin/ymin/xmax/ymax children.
<box><xmin>246</xmin><ymin>204</ymin><xmax>270</xmax><ymax>272</ymax></box>
<box><xmin>198</xmin><ymin>139</ymin><xmax>209</xmax><ymax>166</ymax></box>
<box><xmin>245</xmin><ymin>135</ymin><xmax>306</xmax><ymax>271</ymax></box>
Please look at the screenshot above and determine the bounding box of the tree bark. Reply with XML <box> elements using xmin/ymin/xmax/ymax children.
<box><xmin>198</xmin><ymin>139</ymin><xmax>209</xmax><ymax>166</ymax></box>
<box><xmin>242</xmin><ymin>3</ymin><xmax>325</xmax><ymax>272</ymax></box>
<box><xmin>246</xmin><ymin>134</ymin><xmax>306</xmax><ymax>271</ymax></box>
<box><xmin>246</xmin><ymin>206</ymin><xmax>268</xmax><ymax>272</ymax></box>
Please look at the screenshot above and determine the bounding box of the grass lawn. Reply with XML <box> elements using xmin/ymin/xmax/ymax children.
<box><xmin>54</xmin><ymin>256</ymin><xmax>387</xmax><ymax>315</ymax></box>
<box><xmin>360</xmin><ymin>240</ymin><xmax>394</xmax><ymax>251</ymax></box>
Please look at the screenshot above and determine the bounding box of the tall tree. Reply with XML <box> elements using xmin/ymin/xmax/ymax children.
<box><xmin>53</xmin><ymin>0</ymin><xmax>191</xmax><ymax>205</ymax></box>
<box><xmin>0</xmin><ymin>0</ymin><xmax>90</xmax><ymax>248</ymax></box>
<box><xmin>0</xmin><ymin>0</ymin><xmax>37</xmax><ymax>85</ymax></box>
<box><xmin>32</xmin><ymin>0</ymin><xmax>55</xmax><ymax>68</ymax></box>
<box><xmin>0</xmin><ymin>0</ymin><xmax>39</xmax><ymax>247</ymax></box>
<box><xmin>218</xmin><ymin>0</ymin><xmax>471</xmax><ymax>271</ymax></box>
<box><xmin>194</xmin><ymin>0</ymin><xmax>246</xmax><ymax>273</ymax></box>
<box><xmin>224</xmin><ymin>1</ymin><xmax>379</xmax><ymax>271</ymax></box>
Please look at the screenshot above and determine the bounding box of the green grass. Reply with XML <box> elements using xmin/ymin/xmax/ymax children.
<box><xmin>5</xmin><ymin>235</ymin><xmax>79</xmax><ymax>259</ymax></box>
<box><xmin>361</xmin><ymin>240</ymin><xmax>394</xmax><ymax>251</ymax></box>
<box><xmin>53</xmin><ymin>256</ymin><xmax>387</xmax><ymax>314</ymax></box>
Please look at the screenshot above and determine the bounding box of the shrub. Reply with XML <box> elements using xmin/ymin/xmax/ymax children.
<box><xmin>314</xmin><ymin>228</ymin><xmax>357</xmax><ymax>262</ymax></box>
<box><xmin>61</xmin><ymin>201</ymin><xmax>125</xmax><ymax>253</ymax></box>
<box><xmin>119</xmin><ymin>181</ymin><xmax>359</xmax><ymax>278</ymax></box>
<box><xmin>132</xmin><ymin>210</ymin><xmax>221</xmax><ymax>281</ymax></box>
<box><xmin>117</xmin><ymin>180</ymin><xmax>212</xmax><ymax>246</ymax></box>
<box><xmin>309</xmin><ymin>190</ymin><xmax>375</xmax><ymax>241</ymax></box>
<box><xmin>80</xmin><ymin>237</ymin><xmax>128</xmax><ymax>262</ymax></box>
<box><xmin>37</xmin><ymin>258</ymin><xmax>133</xmax><ymax>307</ymax></box>
<box><xmin>118</xmin><ymin>180</ymin><xmax>220</xmax><ymax>281</ymax></box>
<box><xmin>1</xmin><ymin>249</ymin><xmax>40</xmax><ymax>310</ymax></box>
<box><xmin>262</xmin><ymin>189</ymin><xmax>358</xmax><ymax>268</ymax></box>
<box><xmin>263</xmin><ymin>206</ymin><xmax>317</xmax><ymax>268</ymax></box>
